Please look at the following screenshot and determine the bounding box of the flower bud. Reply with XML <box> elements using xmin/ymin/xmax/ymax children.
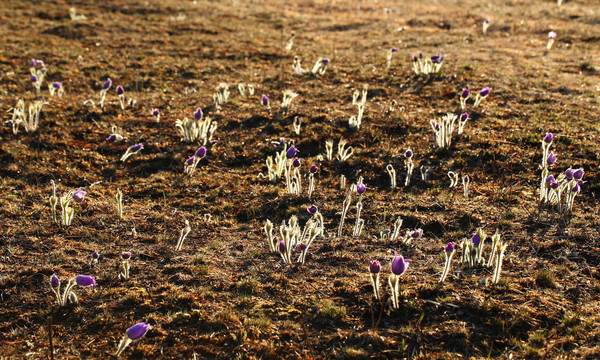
<box><xmin>73</xmin><ymin>188</ymin><xmax>87</xmax><ymax>204</ymax></box>
<box><xmin>369</xmin><ymin>260</ymin><xmax>381</xmax><ymax>274</ymax></box>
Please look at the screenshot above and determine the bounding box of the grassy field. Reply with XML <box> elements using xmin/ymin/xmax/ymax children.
<box><xmin>1</xmin><ymin>0</ymin><xmax>600</xmax><ymax>358</ymax></box>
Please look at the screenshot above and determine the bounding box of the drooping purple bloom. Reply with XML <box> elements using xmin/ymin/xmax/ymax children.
<box><xmin>461</xmin><ymin>88</ymin><xmax>470</xmax><ymax>98</ymax></box>
<box><xmin>130</xmin><ymin>143</ymin><xmax>144</xmax><ymax>153</ymax></box>
<box><xmin>30</xmin><ymin>58</ymin><xmax>36</xmax><ymax>67</ymax></box>
<box><xmin>369</xmin><ymin>260</ymin><xmax>381</xmax><ymax>274</ymax></box>
<box><xmin>186</xmin><ymin>155</ymin><xmax>195</xmax><ymax>165</ymax></box>
<box><xmin>286</xmin><ymin>145</ymin><xmax>298</xmax><ymax>159</ymax></box>
<box><xmin>261</xmin><ymin>94</ymin><xmax>269</xmax><ymax>106</ymax></box>
<box><xmin>549</xmin><ymin>179</ymin><xmax>560</xmax><ymax>189</ymax></box>
<box><xmin>75</xmin><ymin>275</ymin><xmax>96</xmax><ymax>287</ymax></box>
<box><xmin>460</xmin><ymin>113</ymin><xmax>469</xmax><ymax>122</ymax></box>
<box><xmin>391</xmin><ymin>47</ymin><xmax>399</xmax><ymax>52</ymax></box>
<box><xmin>195</xmin><ymin>146</ymin><xmax>207</xmax><ymax>158</ymax></box>
<box><xmin>151</xmin><ymin>108</ymin><xmax>159</xmax><ymax>116</ymax></box>
<box><xmin>307</xmin><ymin>205</ymin><xmax>318</xmax><ymax>214</ymax></box>
<box><xmin>309</xmin><ymin>165</ymin><xmax>318</xmax><ymax>174</ymax></box>
<box><xmin>121</xmin><ymin>252</ymin><xmax>131</xmax><ymax>260</ymax></box>
<box><xmin>103</xmin><ymin>78</ymin><xmax>112</xmax><ymax>90</ymax></box>
<box><xmin>106</xmin><ymin>134</ymin><xmax>117</xmax><ymax>143</ymax></box>
<box><xmin>543</xmin><ymin>133</ymin><xmax>554</xmax><ymax>143</ymax></box>
<box><xmin>485</xmin><ymin>18</ymin><xmax>491</xmax><ymax>24</ymax></box>
<box><xmin>419</xmin><ymin>51</ymin><xmax>423</xmax><ymax>59</ymax></box>
<box><xmin>405</xmin><ymin>149</ymin><xmax>413</xmax><ymax>158</ymax></box>
<box><xmin>546</xmin><ymin>175</ymin><xmax>556</xmax><ymax>185</ymax></box>
<box><xmin>126</xmin><ymin>322</ymin><xmax>151</xmax><ymax>341</ymax></box>
<box><xmin>31</xmin><ymin>75</ymin><xmax>38</xmax><ymax>82</ymax></box>
<box><xmin>50</xmin><ymin>274</ymin><xmax>60</xmax><ymax>288</ymax></box>
<box><xmin>472</xmin><ymin>234</ymin><xmax>481</xmax><ymax>247</ymax></box>
<box><xmin>431</xmin><ymin>54</ymin><xmax>443</xmax><ymax>64</ymax></box>
<box><xmin>412</xmin><ymin>55</ymin><xmax>418</xmax><ymax>62</ymax></box>
<box><xmin>194</xmin><ymin>107</ymin><xmax>203</xmax><ymax>120</ymax></box>
<box><xmin>321</xmin><ymin>58</ymin><xmax>330</xmax><ymax>64</ymax></box>
<box><xmin>116</xmin><ymin>85</ymin><xmax>124</xmax><ymax>95</ymax></box>
<box><xmin>391</xmin><ymin>252</ymin><xmax>410</xmax><ymax>276</ymax></box>
<box><xmin>36</xmin><ymin>60</ymin><xmax>45</xmax><ymax>68</ymax></box>
<box><xmin>546</xmin><ymin>151</ymin><xmax>557</xmax><ymax>165</ymax></box>
<box><xmin>73</xmin><ymin>188</ymin><xmax>86</xmax><ymax>204</ymax></box>
<box><xmin>53</xmin><ymin>82</ymin><xmax>63</xmax><ymax>89</ymax></box>
<box><xmin>278</xmin><ymin>240</ymin><xmax>285</xmax><ymax>253</ymax></box>
<box><xmin>572</xmin><ymin>182</ymin><xmax>581</xmax><ymax>193</ymax></box>
<box><xmin>445</xmin><ymin>242</ymin><xmax>455</xmax><ymax>252</ymax></box>
<box><xmin>434</xmin><ymin>122</ymin><xmax>440</xmax><ymax>131</ymax></box>
<box><xmin>573</xmin><ymin>168</ymin><xmax>584</xmax><ymax>181</ymax></box>
<box><xmin>92</xmin><ymin>251</ymin><xmax>99</xmax><ymax>260</ymax></box>
<box><xmin>294</xmin><ymin>116</ymin><xmax>301</xmax><ymax>125</ymax></box>
<box><xmin>479</xmin><ymin>87</ymin><xmax>491</xmax><ymax>97</ymax></box>
<box><xmin>356</xmin><ymin>183</ymin><xmax>366</xmax><ymax>194</ymax></box>
<box><xmin>410</xmin><ymin>229</ymin><xmax>423</xmax><ymax>239</ymax></box>
<box><xmin>292</xmin><ymin>157</ymin><xmax>301</xmax><ymax>168</ymax></box>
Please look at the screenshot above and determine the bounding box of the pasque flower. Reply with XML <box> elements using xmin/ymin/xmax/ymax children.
<box><xmin>309</xmin><ymin>165</ymin><xmax>318</xmax><ymax>174</ymax></box>
<box><xmin>391</xmin><ymin>252</ymin><xmax>410</xmax><ymax>276</ymax></box>
<box><xmin>546</xmin><ymin>151</ymin><xmax>557</xmax><ymax>165</ymax></box>
<box><xmin>116</xmin><ymin>322</ymin><xmax>152</xmax><ymax>356</ymax></box>
<box><xmin>286</xmin><ymin>145</ymin><xmax>298</xmax><ymax>159</ymax></box>
<box><xmin>479</xmin><ymin>87</ymin><xmax>491</xmax><ymax>97</ymax></box>
<box><xmin>194</xmin><ymin>107</ymin><xmax>203</xmax><ymax>120</ymax></box>
<box><xmin>50</xmin><ymin>274</ymin><xmax>60</xmax><ymax>288</ymax></box>
<box><xmin>116</xmin><ymin>85</ymin><xmax>124</xmax><ymax>95</ymax></box>
<box><xmin>75</xmin><ymin>275</ymin><xmax>96</xmax><ymax>287</ymax></box>
<box><xmin>195</xmin><ymin>146</ymin><xmax>207</xmax><ymax>158</ymax></box>
<box><xmin>356</xmin><ymin>183</ymin><xmax>366</xmax><ymax>194</ymax></box>
<box><xmin>369</xmin><ymin>260</ymin><xmax>381</xmax><ymax>274</ymax></box>
<box><xmin>410</xmin><ymin>229</ymin><xmax>423</xmax><ymax>239</ymax></box>
<box><xmin>73</xmin><ymin>188</ymin><xmax>87</xmax><ymax>204</ymax></box>
<box><xmin>103</xmin><ymin>78</ymin><xmax>112</xmax><ymax>90</ymax></box>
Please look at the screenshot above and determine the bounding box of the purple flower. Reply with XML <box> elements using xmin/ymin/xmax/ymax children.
<box><xmin>261</xmin><ymin>94</ymin><xmax>269</xmax><ymax>106</ymax></box>
<box><xmin>565</xmin><ymin>167</ymin><xmax>574</xmax><ymax>180</ymax></box>
<box><xmin>103</xmin><ymin>78</ymin><xmax>112</xmax><ymax>90</ymax></box>
<box><xmin>286</xmin><ymin>145</ymin><xmax>298</xmax><ymax>159</ymax></box>
<box><xmin>307</xmin><ymin>205</ymin><xmax>318</xmax><ymax>214</ymax></box>
<box><xmin>126</xmin><ymin>322</ymin><xmax>151</xmax><ymax>341</ymax></box>
<box><xmin>548</xmin><ymin>31</ymin><xmax>557</xmax><ymax>39</ymax></box>
<box><xmin>572</xmin><ymin>182</ymin><xmax>581</xmax><ymax>193</ymax></box>
<box><xmin>573</xmin><ymin>168</ymin><xmax>584</xmax><ymax>181</ymax></box>
<box><xmin>410</xmin><ymin>229</ymin><xmax>423</xmax><ymax>239</ymax></box>
<box><xmin>434</xmin><ymin>122</ymin><xmax>440</xmax><ymax>131</ymax></box>
<box><xmin>53</xmin><ymin>82</ymin><xmax>63</xmax><ymax>89</ymax></box>
<box><xmin>485</xmin><ymin>18</ymin><xmax>491</xmax><ymax>24</ymax></box>
<box><xmin>292</xmin><ymin>157</ymin><xmax>301</xmax><ymax>168</ymax></box>
<box><xmin>278</xmin><ymin>240</ymin><xmax>286</xmax><ymax>253</ymax></box>
<box><xmin>479</xmin><ymin>87</ymin><xmax>491</xmax><ymax>97</ymax></box>
<box><xmin>30</xmin><ymin>58</ymin><xmax>36</xmax><ymax>67</ymax></box>
<box><xmin>294</xmin><ymin>116</ymin><xmax>301</xmax><ymax>125</ymax></box>
<box><xmin>75</xmin><ymin>275</ymin><xmax>96</xmax><ymax>287</ymax></box>
<box><xmin>549</xmin><ymin>179</ymin><xmax>560</xmax><ymax>189</ymax></box>
<box><xmin>546</xmin><ymin>175</ymin><xmax>556</xmax><ymax>185</ymax></box>
<box><xmin>121</xmin><ymin>252</ymin><xmax>131</xmax><ymax>260</ymax></box>
<box><xmin>297</xmin><ymin>242</ymin><xmax>307</xmax><ymax>252</ymax></box>
<box><xmin>106</xmin><ymin>134</ymin><xmax>117</xmax><ymax>143</ymax></box>
<box><xmin>356</xmin><ymin>183</ymin><xmax>366</xmax><ymax>194</ymax></box>
<box><xmin>391</xmin><ymin>47</ymin><xmax>399</xmax><ymax>52</ymax></box>
<box><xmin>36</xmin><ymin>60</ymin><xmax>45</xmax><ymax>68</ymax></box>
<box><xmin>73</xmin><ymin>188</ymin><xmax>86</xmax><ymax>204</ymax></box>
<box><xmin>130</xmin><ymin>143</ymin><xmax>144</xmax><ymax>153</ymax></box>
<box><xmin>543</xmin><ymin>133</ymin><xmax>554</xmax><ymax>143</ymax></box>
<box><xmin>431</xmin><ymin>54</ymin><xmax>444</xmax><ymax>64</ymax></box>
<box><xmin>445</xmin><ymin>242</ymin><xmax>455</xmax><ymax>252</ymax></box>
<box><xmin>412</xmin><ymin>55</ymin><xmax>418</xmax><ymax>62</ymax></box>
<box><xmin>151</xmin><ymin>108</ymin><xmax>159</xmax><ymax>116</ymax></box>
<box><xmin>309</xmin><ymin>165</ymin><xmax>318</xmax><ymax>174</ymax></box>
<box><xmin>195</xmin><ymin>146</ymin><xmax>207</xmax><ymax>158</ymax></box>
<box><xmin>461</xmin><ymin>88</ymin><xmax>470</xmax><ymax>98</ymax></box>
<box><xmin>194</xmin><ymin>107</ymin><xmax>203</xmax><ymax>120</ymax></box>
<box><xmin>460</xmin><ymin>113</ymin><xmax>469</xmax><ymax>122</ymax></box>
<box><xmin>31</xmin><ymin>75</ymin><xmax>38</xmax><ymax>82</ymax></box>
<box><xmin>321</xmin><ymin>58</ymin><xmax>330</xmax><ymax>64</ymax></box>
<box><xmin>116</xmin><ymin>85</ymin><xmax>124</xmax><ymax>95</ymax></box>
<box><xmin>50</xmin><ymin>274</ymin><xmax>59</xmax><ymax>288</ymax></box>
<box><xmin>391</xmin><ymin>252</ymin><xmax>410</xmax><ymax>276</ymax></box>
<box><xmin>92</xmin><ymin>251</ymin><xmax>99</xmax><ymax>260</ymax></box>
<box><xmin>472</xmin><ymin>234</ymin><xmax>481</xmax><ymax>247</ymax></box>
<box><xmin>405</xmin><ymin>149</ymin><xmax>413</xmax><ymax>158</ymax></box>
<box><xmin>369</xmin><ymin>260</ymin><xmax>381</xmax><ymax>274</ymax></box>
<box><xmin>546</xmin><ymin>151</ymin><xmax>557</xmax><ymax>165</ymax></box>
<box><xmin>186</xmin><ymin>155</ymin><xmax>195</xmax><ymax>165</ymax></box>
<box><xmin>419</xmin><ymin>51</ymin><xmax>423</xmax><ymax>59</ymax></box>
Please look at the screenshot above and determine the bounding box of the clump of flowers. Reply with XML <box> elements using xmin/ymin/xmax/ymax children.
<box><xmin>412</xmin><ymin>52</ymin><xmax>444</xmax><ymax>76</ymax></box>
<box><xmin>49</xmin><ymin>274</ymin><xmax>95</xmax><ymax>306</ymax></box>
<box><xmin>50</xmin><ymin>181</ymin><xmax>86</xmax><ymax>226</ymax></box>
<box><xmin>280</xmin><ymin>90</ymin><xmax>298</xmax><ymax>116</ymax></box>
<box><xmin>284</xmin><ymin>145</ymin><xmax>303</xmax><ymax>195</ymax></box>
<box><xmin>237</xmin><ymin>83</ymin><xmax>254</xmax><ymax>97</ymax></box>
<box><xmin>49</xmin><ymin>82</ymin><xmax>64</xmax><ymax>97</ymax></box>
<box><xmin>175</xmin><ymin>107</ymin><xmax>217</xmax><ymax>145</ymax></box>
<box><xmin>184</xmin><ymin>146</ymin><xmax>207</xmax><ymax>176</ymax></box>
<box><xmin>311</xmin><ymin>57</ymin><xmax>330</xmax><ymax>75</ymax></box>
<box><xmin>259</xmin><ymin>139</ymin><xmax>289</xmax><ymax>183</ymax></box>
<box><xmin>29</xmin><ymin>59</ymin><xmax>47</xmax><ymax>93</ymax></box>
<box><xmin>10</xmin><ymin>99</ymin><xmax>44</xmax><ymax>134</ymax></box>
<box><xmin>264</xmin><ymin>215</ymin><xmax>321</xmax><ymax>265</ymax></box>
<box><xmin>430</xmin><ymin>113</ymin><xmax>457</xmax><ymax>149</ymax></box>
<box><xmin>115</xmin><ymin>322</ymin><xmax>151</xmax><ymax>357</ymax></box>
<box><xmin>349</xmin><ymin>85</ymin><xmax>368</xmax><ymax>130</ymax></box>
<box><xmin>120</xmin><ymin>143</ymin><xmax>144</xmax><ymax>162</ymax></box>
<box><xmin>459</xmin><ymin>229</ymin><xmax>508</xmax><ymax>284</ymax></box>
<box><xmin>213</xmin><ymin>82</ymin><xmax>230</xmax><ymax>111</ymax></box>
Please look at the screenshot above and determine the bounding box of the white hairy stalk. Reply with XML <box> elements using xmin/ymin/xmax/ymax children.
<box><xmin>386</xmin><ymin>164</ymin><xmax>396</xmax><ymax>190</ymax></box>
<box><xmin>174</xmin><ymin>220</ymin><xmax>191</xmax><ymax>251</ymax></box>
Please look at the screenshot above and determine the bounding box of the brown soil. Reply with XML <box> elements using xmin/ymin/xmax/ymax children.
<box><xmin>1</xmin><ymin>0</ymin><xmax>600</xmax><ymax>359</ymax></box>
